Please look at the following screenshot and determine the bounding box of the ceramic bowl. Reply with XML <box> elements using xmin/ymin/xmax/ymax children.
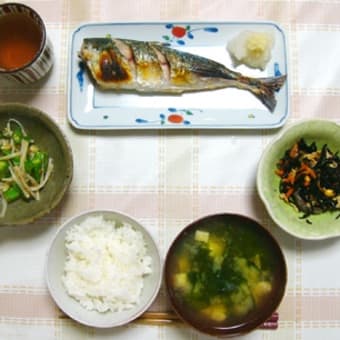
<box><xmin>0</xmin><ymin>103</ymin><xmax>73</xmax><ymax>225</ymax></box>
<box><xmin>257</xmin><ymin>119</ymin><xmax>340</xmax><ymax>240</ymax></box>
<box><xmin>165</xmin><ymin>213</ymin><xmax>287</xmax><ymax>337</ymax></box>
<box><xmin>46</xmin><ymin>209</ymin><xmax>162</xmax><ymax>328</ymax></box>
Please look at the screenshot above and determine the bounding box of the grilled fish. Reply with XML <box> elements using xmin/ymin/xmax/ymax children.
<box><xmin>79</xmin><ymin>37</ymin><xmax>287</xmax><ymax>112</ymax></box>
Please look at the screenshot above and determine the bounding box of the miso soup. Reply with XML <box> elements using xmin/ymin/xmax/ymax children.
<box><xmin>165</xmin><ymin>214</ymin><xmax>286</xmax><ymax>334</ymax></box>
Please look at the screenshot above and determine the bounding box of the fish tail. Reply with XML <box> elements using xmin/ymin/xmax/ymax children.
<box><xmin>250</xmin><ymin>75</ymin><xmax>287</xmax><ymax>112</ymax></box>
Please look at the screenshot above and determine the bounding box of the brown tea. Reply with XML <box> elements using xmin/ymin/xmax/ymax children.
<box><xmin>0</xmin><ymin>13</ymin><xmax>42</xmax><ymax>70</ymax></box>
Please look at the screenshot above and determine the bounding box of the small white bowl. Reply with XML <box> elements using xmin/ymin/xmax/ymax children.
<box><xmin>45</xmin><ymin>209</ymin><xmax>162</xmax><ymax>328</ymax></box>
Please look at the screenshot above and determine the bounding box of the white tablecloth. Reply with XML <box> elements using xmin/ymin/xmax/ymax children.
<box><xmin>0</xmin><ymin>0</ymin><xmax>340</xmax><ymax>339</ymax></box>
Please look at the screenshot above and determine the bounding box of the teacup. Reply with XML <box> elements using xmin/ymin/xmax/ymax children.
<box><xmin>0</xmin><ymin>2</ymin><xmax>53</xmax><ymax>83</ymax></box>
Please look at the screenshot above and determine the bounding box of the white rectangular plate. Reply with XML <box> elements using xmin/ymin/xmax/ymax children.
<box><xmin>68</xmin><ymin>21</ymin><xmax>288</xmax><ymax>129</ymax></box>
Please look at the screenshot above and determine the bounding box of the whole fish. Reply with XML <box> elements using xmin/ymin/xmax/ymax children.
<box><xmin>79</xmin><ymin>37</ymin><xmax>287</xmax><ymax>112</ymax></box>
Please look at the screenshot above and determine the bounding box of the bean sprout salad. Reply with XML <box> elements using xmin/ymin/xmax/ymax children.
<box><xmin>0</xmin><ymin>119</ymin><xmax>54</xmax><ymax>217</ymax></box>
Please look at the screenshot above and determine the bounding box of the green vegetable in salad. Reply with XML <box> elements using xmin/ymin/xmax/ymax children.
<box><xmin>3</xmin><ymin>183</ymin><xmax>22</xmax><ymax>202</ymax></box>
<box><xmin>0</xmin><ymin>160</ymin><xmax>9</xmax><ymax>178</ymax></box>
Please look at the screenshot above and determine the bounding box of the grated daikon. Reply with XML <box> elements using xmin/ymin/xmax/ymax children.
<box><xmin>227</xmin><ymin>30</ymin><xmax>275</xmax><ymax>70</ymax></box>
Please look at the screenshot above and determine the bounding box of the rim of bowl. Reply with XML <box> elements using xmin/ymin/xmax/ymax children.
<box><xmin>164</xmin><ymin>212</ymin><xmax>287</xmax><ymax>337</ymax></box>
<box><xmin>45</xmin><ymin>209</ymin><xmax>163</xmax><ymax>328</ymax></box>
<box><xmin>0</xmin><ymin>2</ymin><xmax>47</xmax><ymax>73</ymax></box>
<box><xmin>0</xmin><ymin>102</ymin><xmax>73</xmax><ymax>226</ymax></box>
<box><xmin>256</xmin><ymin>119</ymin><xmax>340</xmax><ymax>240</ymax></box>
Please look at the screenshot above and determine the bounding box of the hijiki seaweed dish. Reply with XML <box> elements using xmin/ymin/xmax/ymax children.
<box><xmin>275</xmin><ymin>138</ymin><xmax>340</xmax><ymax>222</ymax></box>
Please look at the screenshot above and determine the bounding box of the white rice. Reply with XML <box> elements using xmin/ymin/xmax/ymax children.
<box><xmin>62</xmin><ymin>215</ymin><xmax>152</xmax><ymax>313</ymax></box>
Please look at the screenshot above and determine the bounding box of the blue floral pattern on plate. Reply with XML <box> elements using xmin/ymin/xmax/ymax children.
<box><xmin>162</xmin><ymin>24</ymin><xmax>218</xmax><ymax>45</ymax></box>
<box><xmin>136</xmin><ymin>107</ymin><xmax>203</xmax><ymax>126</ymax></box>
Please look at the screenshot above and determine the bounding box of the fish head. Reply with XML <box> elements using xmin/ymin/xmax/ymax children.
<box><xmin>79</xmin><ymin>38</ymin><xmax>113</xmax><ymax>60</ymax></box>
<box><xmin>79</xmin><ymin>37</ymin><xmax>133</xmax><ymax>86</ymax></box>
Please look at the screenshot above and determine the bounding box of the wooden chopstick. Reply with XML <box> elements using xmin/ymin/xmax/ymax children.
<box><xmin>135</xmin><ymin>311</ymin><xmax>279</xmax><ymax>329</ymax></box>
<box><xmin>58</xmin><ymin>310</ymin><xmax>279</xmax><ymax>330</ymax></box>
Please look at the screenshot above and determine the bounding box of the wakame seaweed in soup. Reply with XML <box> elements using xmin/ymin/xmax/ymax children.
<box><xmin>166</xmin><ymin>215</ymin><xmax>285</xmax><ymax>328</ymax></box>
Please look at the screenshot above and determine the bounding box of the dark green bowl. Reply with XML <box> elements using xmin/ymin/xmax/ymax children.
<box><xmin>0</xmin><ymin>103</ymin><xmax>73</xmax><ymax>225</ymax></box>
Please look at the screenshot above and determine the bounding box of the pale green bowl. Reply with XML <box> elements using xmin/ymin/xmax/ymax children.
<box><xmin>0</xmin><ymin>103</ymin><xmax>73</xmax><ymax>226</ymax></box>
<box><xmin>257</xmin><ymin>120</ymin><xmax>340</xmax><ymax>240</ymax></box>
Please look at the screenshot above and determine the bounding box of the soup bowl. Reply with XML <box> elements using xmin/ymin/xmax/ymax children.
<box><xmin>165</xmin><ymin>213</ymin><xmax>287</xmax><ymax>337</ymax></box>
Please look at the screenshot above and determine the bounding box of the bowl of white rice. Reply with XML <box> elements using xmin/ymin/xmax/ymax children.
<box><xmin>45</xmin><ymin>209</ymin><xmax>162</xmax><ymax>328</ymax></box>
